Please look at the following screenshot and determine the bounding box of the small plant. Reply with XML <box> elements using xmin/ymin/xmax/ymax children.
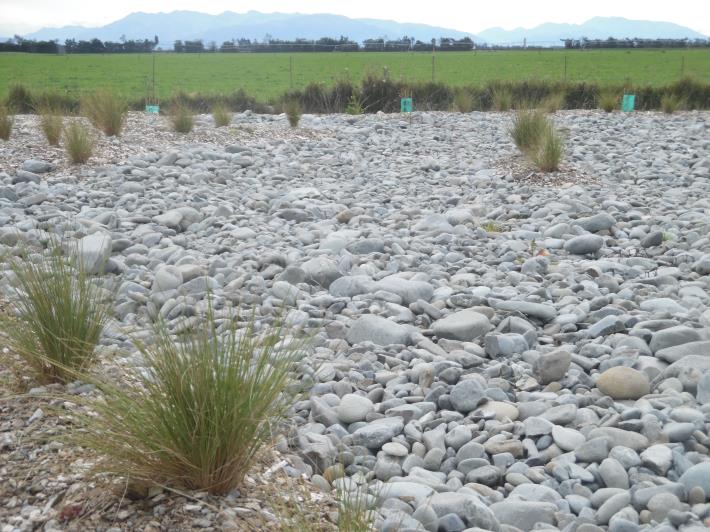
<box><xmin>81</xmin><ymin>90</ymin><xmax>127</xmax><ymax>136</ymax></box>
<box><xmin>453</xmin><ymin>90</ymin><xmax>474</xmax><ymax>113</ymax></box>
<box><xmin>482</xmin><ymin>221</ymin><xmax>502</xmax><ymax>233</ymax></box>
<box><xmin>345</xmin><ymin>94</ymin><xmax>364</xmax><ymax>115</ymax></box>
<box><xmin>532</xmin><ymin>124</ymin><xmax>564</xmax><ymax>172</ymax></box>
<box><xmin>491</xmin><ymin>87</ymin><xmax>513</xmax><ymax>111</ymax></box>
<box><xmin>336</xmin><ymin>481</ymin><xmax>378</xmax><ymax>532</ymax></box>
<box><xmin>0</xmin><ymin>105</ymin><xmax>12</xmax><ymax>140</ymax></box>
<box><xmin>211</xmin><ymin>103</ymin><xmax>232</xmax><ymax>127</ymax></box>
<box><xmin>39</xmin><ymin>107</ymin><xmax>63</xmax><ymax>146</ymax></box>
<box><xmin>661</xmin><ymin>94</ymin><xmax>683</xmax><ymax>114</ymax></box>
<box><xmin>72</xmin><ymin>307</ymin><xmax>307</xmax><ymax>495</ymax></box>
<box><xmin>541</xmin><ymin>92</ymin><xmax>565</xmax><ymax>113</ymax></box>
<box><xmin>598</xmin><ymin>91</ymin><xmax>618</xmax><ymax>113</ymax></box>
<box><xmin>170</xmin><ymin>105</ymin><xmax>194</xmax><ymax>133</ymax></box>
<box><xmin>4</xmin><ymin>244</ymin><xmax>112</xmax><ymax>383</ymax></box>
<box><xmin>285</xmin><ymin>99</ymin><xmax>302</xmax><ymax>128</ymax></box>
<box><xmin>6</xmin><ymin>83</ymin><xmax>34</xmax><ymax>114</ymax></box>
<box><xmin>64</xmin><ymin>121</ymin><xmax>93</xmax><ymax>164</ymax></box>
<box><xmin>509</xmin><ymin>109</ymin><xmax>548</xmax><ymax>153</ymax></box>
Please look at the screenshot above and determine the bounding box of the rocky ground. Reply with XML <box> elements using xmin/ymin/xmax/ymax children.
<box><xmin>1</xmin><ymin>109</ymin><xmax>710</xmax><ymax>532</ymax></box>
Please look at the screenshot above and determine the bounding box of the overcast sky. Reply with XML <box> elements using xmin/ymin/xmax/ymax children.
<box><xmin>2</xmin><ymin>0</ymin><xmax>709</xmax><ymax>36</ymax></box>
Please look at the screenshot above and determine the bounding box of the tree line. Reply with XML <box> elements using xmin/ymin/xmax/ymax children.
<box><xmin>2</xmin><ymin>35</ymin><xmax>709</xmax><ymax>54</ymax></box>
<box><xmin>563</xmin><ymin>37</ymin><xmax>710</xmax><ymax>49</ymax></box>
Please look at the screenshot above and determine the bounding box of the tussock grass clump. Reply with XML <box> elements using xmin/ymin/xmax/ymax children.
<box><xmin>532</xmin><ymin>125</ymin><xmax>564</xmax><ymax>172</ymax></box>
<box><xmin>491</xmin><ymin>87</ymin><xmax>513</xmax><ymax>111</ymax></box>
<box><xmin>4</xmin><ymin>245</ymin><xmax>111</xmax><ymax>384</ymax></box>
<box><xmin>73</xmin><ymin>308</ymin><xmax>307</xmax><ymax>495</ymax></box>
<box><xmin>661</xmin><ymin>94</ymin><xmax>683</xmax><ymax>114</ymax></box>
<box><xmin>345</xmin><ymin>94</ymin><xmax>364</xmax><ymax>115</ymax></box>
<box><xmin>211</xmin><ymin>103</ymin><xmax>232</xmax><ymax>127</ymax></box>
<box><xmin>64</xmin><ymin>121</ymin><xmax>93</xmax><ymax>164</ymax></box>
<box><xmin>0</xmin><ymin>105</ymin><xmax>12</xmax><ymax>140</ymax></box>
<box><xmin>82</xmin><ymin>90</ymin><xmax>127</xmax><ymax>136</ymax></box>
<box><xmin>509</xmin><ymin>109</ymin><xmax>548</xmax><ymax>153</ymax></box>
<box><xmin>453</xmin><ymin>89</ymin><xmax>474</xmax><ymax>113</ymax></box>
<box><xmin>337</xmin><ymin>483</ymin><xmax>378</xmax><ymax>532</ymax></box>
<box><xmin>39</xmin><ymin>108</ymin><xmax>63</xmax><ymax>146</ymax></box>
<box><xmin>598</xmin><ymin>91</ymin><xmax>618</xmax><ymax>112</ymax></box>
<box><xmin>541</xmin><ymin>92</ymin><xmax>565</xmax><ymax>113</ymax></box>
<box><xmin>170</xmin><ymin>105</ymin><xmax>194</xmax><ymax>133</ymax></box>
<box><xmin>6</xmin><ymin>83</ymin><xmax>34</xmax><ymax>114</ymax></box>
<box><xmin>285</xmin><ymin>99</ymin><xmax>302</xmax><ymax>128</ymax></box>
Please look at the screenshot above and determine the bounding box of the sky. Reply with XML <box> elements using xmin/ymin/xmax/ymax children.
<box><xmin>1</xmin><ymin>0</ymin><xmax>709</xmax><ymax>36</ymax></box>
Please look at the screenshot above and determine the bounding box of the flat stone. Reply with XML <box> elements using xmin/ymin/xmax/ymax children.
<box><xmin>564</xmin><ymin>234</ymin><xmax>604</xmax><ymax>255</ymax></box>
<box><xmin>650</xmin><ymin>326</ymin><xmax>702</xmax><ymax>354</ymax></box>
<box><xmin>428</xmin><ymin>492</ymin><xmax>500</xmax><ymax>531</ymax></box>
<box><xmin>450</xmin><ymin>379</ymin><xmax>486</xmax><ymax>413</ymax></box>
<box><xmin>433</xmin><ymin>310</ymin><xmax>491</xmax><ymax>342</ymax></box>
<box><xmin>552</xmin><ymin>426</ymin><xmax>585</xmax><ymax>452</ymax></box>
<box><xmin>346</xmin><ymin>315</ymin><xmax>410</xmax><ymax>346</ymax></box>
<box><xmin>534</xmin><ymin>348</ymin><xmax>571</xmax><ymax>384</ymax></box>
<box><xmin>587</xmin><ymin>428</ymin><xmax>649</xmax><ymax>451</ymax></box>
<box><xmin>78</xmin><ymin>232</ymin><xmax>112</xmax><ymax>274</ymax></box>
<box><xmin>655</xmin><ymin>340</ymin><xmax>710</xmax><ymax>364</ymax></box>
<box><xmin>336</xmin><ymin>394</ymin><xmax>374</xmax><ymax>424</ymax></box>
<box><xmin>351</xmin><ymin>417</ymin><xmax>404</xmax><ymax>449</ymax></box>
<box><xmin>490</xmin><ymin>501</ymin><xmax>556</xmax><ymax>531</ymax></box>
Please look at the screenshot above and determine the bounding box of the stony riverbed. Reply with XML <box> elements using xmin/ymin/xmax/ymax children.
<box><xmin>1</xmin><ymin>109</ymin><xmax>710</xmax><ymax>531</ymax></box>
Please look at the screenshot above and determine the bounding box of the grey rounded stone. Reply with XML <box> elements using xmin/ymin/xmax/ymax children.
<box><xmin>597</xmin><ymin>367</ymin><xmax>650</xmax><ymax>400</ymax></box>
<box><xmin>449</xmin><ymin>379</ymin><xmax>486</xmax><ymax>413</ymax></box>
<box><xmin>433</xmin><ymin>310</ymin><xmax>491</xmax><ymax>342</ymax></box>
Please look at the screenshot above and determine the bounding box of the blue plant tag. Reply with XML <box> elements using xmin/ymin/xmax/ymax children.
<box><xmin>145</xmin><ymin>104</ymin><xmax>160</xmax><ymax>114</ymax></box>
<box><xmin>621</xmin><ymin>94</ymin><xmax>635</xmax><ymax>112</ymax></box>
<box><xmin>400</xmin><ymin>98</ymin><xmax>413</xmax><ymax>113</ymax></box>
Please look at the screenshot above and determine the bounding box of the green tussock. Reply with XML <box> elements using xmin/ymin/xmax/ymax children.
<box><xmin>211</xmin><ymin>103</ymin><xmax>232</xmax><ymax>127</ymax></box>
<box><xmin>4</xmin><ymin>244</ymin><xmax>112</xmax><ymax>383</ymax></box>
<box><xmin>598</xmin><ymin>91</ymin><xmax>618</xmax><ymax>112</ymax></box>
<box><xmin>285</xmin><ymin>99</ymin><xmax>302</xmax><ymax>127</ymax></box>
<box><xmin>533</xmin><ymin>125</ymin><xmax>565</xmax><ymax>172</ymax></box>
<box><xmin>64</xmin><ymin>121</ymin><xmax>93</xmax><ymax>164</ymax></box>
<box><xmin>39</xmin><ymin>108</ymin><xmax>63</xmax><ymax>146</ymax></box>
<box><xmin>661</xmin><ymin>94</ymin><xmax>684</xmax><ymax>114</ymax></box>
<box><xmin>170</xmin><ymin>104</ymin><xmax>194</xmax><ymax>133</ymax></box>
<box><xmin>453</xmin><ymin>89</ymin><xmax>474</xmax><ymax>113</ymax></box>
<box><xmin>0</xmin><ymin>105</ymin><xmax>12</xmax><ymax>140</ymax></box>
<box><xmin>71</xmin><ymin>306</ymin><xmax>308</xmax><ymax>495</ymax></box>
<box><xmin>491</xmin><ymin>87</ymin><xmax>513</xmax><ymax>111</ymax></box>
<box><xmin>82</xmin><ymin>90</ymin><xmax>127</xmax><ymax>136</ymax></box>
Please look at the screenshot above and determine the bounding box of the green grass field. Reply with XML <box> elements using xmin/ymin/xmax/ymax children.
<box><xmin>1</xmin><ymin>49</ymin><xmax>708</xmax><ymax>102</ymax></box>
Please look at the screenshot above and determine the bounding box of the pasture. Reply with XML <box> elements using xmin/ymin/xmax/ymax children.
<box><xmin>1</xmin><ymin>48</ymin><xmax>709</xmax><ymax>102</ymax></box>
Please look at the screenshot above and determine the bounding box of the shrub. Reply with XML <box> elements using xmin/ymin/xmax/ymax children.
<box><xmin>0</xmin><ymin>105</ymin><xmax>12</xmax><ymax>140</ymax></box>
<box><xmin>64</xmin><ymin>121</ymin><xmax>93</xmax><ymax>164</ymax></box>
<box><xmin>4</xmin><ymin>244</ymin><xmax>111</xmax><ymax>383</ymax></box>
<box><xmin>661</xmin><ymin>94</ymin><xmax>683</xmax><ymax>114</ymax></box>
<box><xmin>285</xmin><ymin>99</ymin><xmax>302</xmax><ymax>128</ymax></box>
<box><xmin>509</xmin><ymin>109</ymin><xmax>548</xmax><ymax>154</ymax></box>
<box><xmin>6</xmin><ymin>83</ymin><xmax>34</xmax><ymax>114</ymax></box>
<box><xmin>170</xmin><ymin>105</ymin><xmax>194</xmax><ymax>133</ymax></box>
<box><xmin>212</xmin><ymin>103</ymin><xmax>232</xmax><ymax>127</ymax></box>
<box><xmin>533</xmin><ymin>124</ymin><xmax>564</xmax><ymax>172</ymax></box>
<box><xmin>541</xmin><ymin>92</ymin><xmax>565</xmax><ymax>113</ymax></box>
<box><xmin>82</xmin><ymin>90</ymin><xmax>127</xmax><ymax>136</ymax></box>
<box><xmin>345</xmin><ymin>94</ymin><xmax>364</xmax><ymax>115</ymax></box>
<box><xmin>39</xmin><ymin>108</ymin><xmax>63</xmax><ymax>146</ymax></box>
<box><xmin>598</xmin><ymin>91</ymin><xmax>618</xmax><ymax>112</ymax></box>
<box><xmin>491</xmin><ymin>87</ymin><xmax>513</xmax><ymax>111</ymax></box>
<box><xmin>72</xmin><ymin>307</ymin><xmax>307</xmax><ymax>495</ymax></box>
<box><xmin>453</xmin><ymin>90</ymin><xmax>474</xmax><ymax>113</ymax></box>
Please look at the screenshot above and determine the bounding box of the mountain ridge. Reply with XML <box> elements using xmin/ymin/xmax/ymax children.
<box><xmin>20</xmin><ymin>12</ymin><xmax>708</xmax><ymax>47</ymax></box>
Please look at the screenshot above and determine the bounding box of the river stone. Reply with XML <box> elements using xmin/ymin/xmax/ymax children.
<box><xmin>22</xmin><ymin>159</ymin><xmax>54</xmax><ymax>173</ymax></box>
<box><xmin>346</xmin><ymin>315</ymin><xmax>410</xmax><ymax>346</ymax></box>
<box><xmin>564</xmin><ymin>234</ymin><xmax>604</xmax><ymax>255</ymax></box>
<box><xmin>432</xmin><ymin>310</ymin><xmax>491</xmax><ymax>342</ymax></box>
<box><xmin>351</xmin><ymin>417</ymin><xmax>404</xmax><ymax>449</ymax></box>
<box><xmin>489</xmin><ymin>501</ymin><xmax>556</xmax><ymax>531</ymax></box>
<box><xmin>597</xmin><ymin>367</ymin><xmax>650</xmax><ymax>399</ymax></box>
<box><xmin>534</xmin><ymin>348</ymin><xmax>571</xmax><ymax>384</ymax></box>
<box><xmin>678</xmin><ymin>462</ymin><xmax>710</xmax><ymax>495</ymax></box>
<box><xmin>78</xmin><ymin>232</ymin><xmax>112</xmax><ymax>274</ymax></box>
<box><xmin>552</xmin><ymin>426</ymin><xmax>585</xmax><ymax>451</ymax></box>
<box><xmin>655</xmin><ymin>341</ymin><xmax>710</xmax><ymax>364</ymax></box>
<box><xmin>650</xmin><ymin>326</ymin><xmax>703</xmax><ymax>354</ymax></box>
<box><xmin>428</xmin><ymin>492</ymin><xmax>500</xmax><ymax>530</ymax></box>
<box><xmin>587</xmin><ymin>428</ymin><xmax>649</xmax><ymax>451</ymax></box>
<box><xmin>450</xmin><ymin>379</ymin><xmax>486</xmax><ymax>413</ymax></box>
<box><xmin>336</xmin><ymin>394</ymin><xmax>374</xmax><ymax>424</ymax></box>
<box><xmin>301</xmin><ymin>256</ymin><xmax>342</xmax><ymax>288</ymax></box>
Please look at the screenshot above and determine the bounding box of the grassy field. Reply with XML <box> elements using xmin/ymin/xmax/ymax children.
<box><xmin>1</xmin><ymin>49</ymin><xmax>709</xmax><ymax>102</ymax></box>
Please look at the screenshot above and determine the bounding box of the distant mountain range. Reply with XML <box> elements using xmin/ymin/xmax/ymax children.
<box><xmin>20</xmin><ymin>12</ymin><xmax>708</xmax><ymax>47</ymax></box>
<box><xmin>477</xmin><ymin>17</ymin><xmax>708</xmax><ymax>44</ymax></box>
<box><xmin>23</xmin><ymin>11</ymin><xmax>472</xmax><ymax>45</ymax></box>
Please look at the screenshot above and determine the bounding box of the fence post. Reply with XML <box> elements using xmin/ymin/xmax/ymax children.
<box><xmin>289</xmin><ymin>55</ymin><xmax>293</xmax><ymax>89</ymax></box>
<box><xmin>680</xmin><ymin>55</ymin><xmax>685</xmax><ymax>78</ymax></box>
<box><xmin>432</xmin><ymin>40</ymin><xmax>436</xmax><ymax>82</ymax></box>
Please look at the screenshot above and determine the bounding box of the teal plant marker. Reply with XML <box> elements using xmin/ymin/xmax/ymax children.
<box><xmin>145</xmin><ymin>104</ymin><xmax>160</xmax><ymax>114</ymax></box>
<box><xmin>400</xmin><ymin>97</ymin><xmax>413</xmax><ymax>113</ymax></box>
<box><xmin>621</xmin><ymin>94</ymin><xmax>635</xmax><ymax>112</ymax></box>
